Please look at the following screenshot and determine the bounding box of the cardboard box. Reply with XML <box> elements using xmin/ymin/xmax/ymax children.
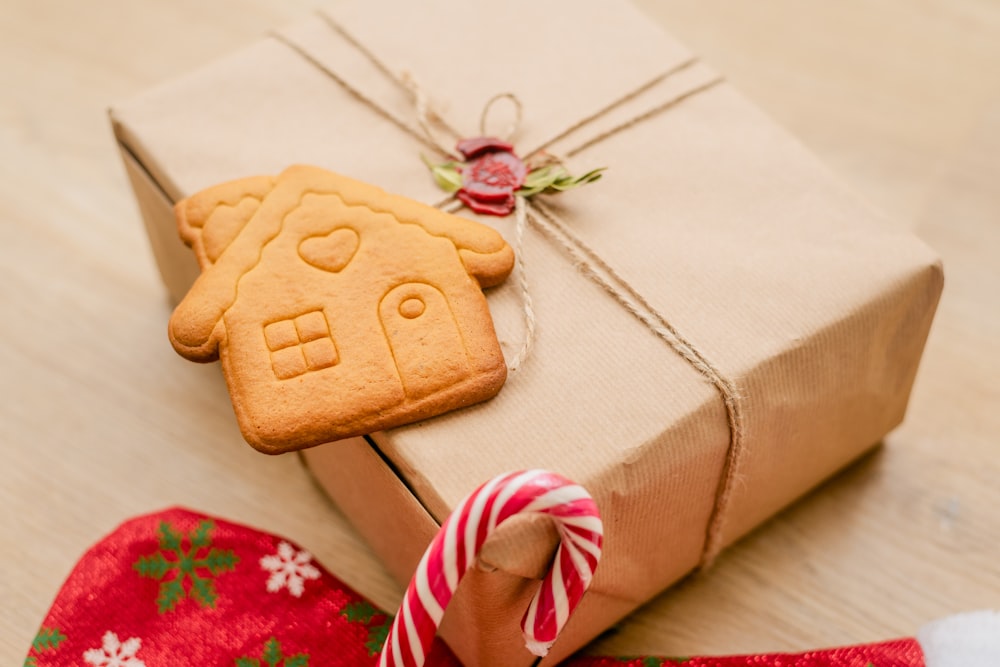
<box><xmin>110</xmin><ymin>0</ymin><xmax>943</xmax><ymax>664</ymax></box>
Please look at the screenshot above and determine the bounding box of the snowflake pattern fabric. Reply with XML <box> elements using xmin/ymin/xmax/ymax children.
<box><xmin>260</xmin><ymin>542</ymin><xmax>320</xmax><ymax>597</ymax></box>
<box><xmin>82</xmin><ymin>632</ymin><xmax>145</xmax><ymax>667</ymax></box>
<box><xmin>22</xmin><ymin>508</ymin><xmax>928</xmax><ymax>667</ymax></box>
<box><xmin>21</xmin><ymin>508</ymin><xmax>459</xmax><ymax>667</ymax></box>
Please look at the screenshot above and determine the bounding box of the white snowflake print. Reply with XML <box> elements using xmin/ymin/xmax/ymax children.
<box><xmin>260</xmin><ymin>540</ymin><xmax>321</xmax><ymax>597</ymax></box>
<box><xmin>83</xmin><ymin>631</ymin><xmax>146</xmax><ymax>667</ymax></box>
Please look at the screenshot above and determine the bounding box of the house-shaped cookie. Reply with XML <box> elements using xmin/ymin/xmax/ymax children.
<box><xmin>168</xmin><ymin>165</ymin><xmax>514</xmax><ymax>454</ymax></box>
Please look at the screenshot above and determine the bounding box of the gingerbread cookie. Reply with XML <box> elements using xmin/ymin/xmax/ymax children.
<box><xmin>169</xmin><ymin>165</ymin><xmax>514</xmax><ymax>453</ymax></box>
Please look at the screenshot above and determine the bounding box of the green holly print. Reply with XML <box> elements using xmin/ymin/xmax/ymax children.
<box><xmin>235</xmin><ymin>637</ymin><xmax>309</xmax><ymax>667</ymax></box>
<box><xmin>616</xmin><ymin>657</ymin><xmax>687</xmax><ymax>666</ymax></box>
<box><xmin>23</xmin><ymin>626</ymin><xmax>66</xmax><ymax>666</ymax></box>
<box><xmin>342</xmin><ymin>600</ymin><xmax>394</xmax><ymax>656</ymax></box>
<box><xmin>134</xmin><ymin>519</ymin><xmax>239</xmax><ymax>613</ymax></box>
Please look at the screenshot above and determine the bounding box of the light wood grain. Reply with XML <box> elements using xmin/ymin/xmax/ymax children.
<box><xmin>2</xmin><ymin>0</ymin><xmax>998</xmax><ymax>663</ymax></box>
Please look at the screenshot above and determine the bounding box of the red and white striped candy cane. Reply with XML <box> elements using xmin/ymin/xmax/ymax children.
<box><xmin>378</xmin><ymin>469</ymin><xmax>603</xmax><ymax>667</ymax></box>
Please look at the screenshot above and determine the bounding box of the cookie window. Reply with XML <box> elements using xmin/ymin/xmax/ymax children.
<box><xmin>264</xmin><ymin>310</ymin><xmax>339</xmax><ymax>380</ymax></box>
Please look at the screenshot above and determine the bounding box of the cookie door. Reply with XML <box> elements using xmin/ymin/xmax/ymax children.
<box><xmin>379</xmin><ymin>282</ymin><xmax>471</xmax><ymax>400</ymax></box>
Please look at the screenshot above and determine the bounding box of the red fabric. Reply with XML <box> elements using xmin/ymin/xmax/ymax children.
<box><xmin>23</xmin><ymin>508</ymin><xmax>926</xmax><ymax>667</ymax></box>
<box><xmin>24</xmin><ymin>508</ymin><xmax>459</xmax><ymax>666</ymax></box>
<box><xmin>571</xmin><ymin>638</ymin><xmax>925</xmax><ymax>666</ymax></box>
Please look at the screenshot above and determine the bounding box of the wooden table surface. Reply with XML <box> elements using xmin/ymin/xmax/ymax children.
<box><xmin>3</xmin><ymin>0</ymin><xmax>998</xmax><ymax>662</ymax></box>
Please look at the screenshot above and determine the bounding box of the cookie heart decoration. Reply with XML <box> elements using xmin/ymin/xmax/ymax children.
<box><xmin>298</xmin><ymin>227</ymin><xmax>360</xmax><ymax>274</ymax></box>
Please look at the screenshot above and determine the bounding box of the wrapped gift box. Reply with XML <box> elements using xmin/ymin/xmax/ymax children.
<box><xmin>110</xmin><ymin>0</ymin><xmax>943</xmax><ymax>664</ymax></box>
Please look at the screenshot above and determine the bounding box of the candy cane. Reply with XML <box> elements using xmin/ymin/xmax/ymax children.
<box><xmin>378</xmin><ymin>469</ymin><xmax>603</xmax><ymax>667</ymax></box>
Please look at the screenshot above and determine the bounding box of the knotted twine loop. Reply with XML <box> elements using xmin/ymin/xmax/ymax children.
<box><xmin>276</xmin><ymin>11</ymin><xmax>741</xmax><ymax>569</ymax></box>
<box><xmin>480</xmin><ymin>92</ymin><xmax>524</xmax><ymax>141</ymax></box>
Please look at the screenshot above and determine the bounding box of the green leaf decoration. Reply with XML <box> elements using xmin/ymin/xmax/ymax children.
<box><xmin>23</xmin><ymin>657</ymin><xmax>37</xmax><ymax>667</ymax></box>
<box><xmin>190</xmin><ymin>519</ymin><xmax>215</xmax><ymax>548</ymax></box>
<box><xmin>551</xmin><ymin>167</ymin><xmax>605</xmax><ymax>191</ymax></box>
<box><xmin>31</xmin><ymin>627</ymin><xmax>66</xmax><ymax>652</ymax></box>
<box><xmin>435</xmin><ymin>165</ymin><xmax>463</xmax><ymax>193</ymax></box>
<box><xmin>422</xmin><ymin>154</ymin><xmax>463</xmax><ymax>193</ymax></box>
<box><xmin>365</xmin><ymin>618</ymin><xmax>392</xmax><ymax>656</ymax></box>
<box><xmin>159</xmin><ymin>521</ymin><xmax>182</xmax><ymax>551</ymax></box>
<box><xmin>518</xmin><ymin>166</ymin><xmax>560</xmax><ymax>196</ymax></box>
<box><xmin>522</xmin><ymin>165</ymin><xmax>557</xmax><ymax>187</ymax></box>
<box><xmin>518</xmin><ymin>166</ymin><xmax>605</xmax><ymax>197</ymax></box>
<box><xmin>431</xmin><ymin>165</ymin><xmax>463</xmax><ymax>193</ymax></box>
<box><xmin>235</xmin><ymin>659</ymin><xmax>260</xmax><ymax>667</ymax></box>
<box><xmin>262</xmin><ymin>637</ymin><xmax>283</xmax><ymax>667</ymax></box>
<box><xmin>342</xmin><ymin>600</ymin><xmax>379</xmax><ymax>625</ymax></box>
<box><xmin>284</xmin><ymin>655</ymin><xmax>309</xmax><ymax>667</ymax></box>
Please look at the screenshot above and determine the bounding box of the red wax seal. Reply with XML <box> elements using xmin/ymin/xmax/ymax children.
<box><xmin>456</xmin><ymin>136</ymin><xmax>516</xmax><ymax>160</ymax></box>
<box><xmin>423</xmin><ymin>135</ymin><xmax>605</xmax><ymax>217</ymax></box>
<box><xmin>455</xmin><ymin>137</ymin><xmax>527</xmax><ymax>216</ymax></box>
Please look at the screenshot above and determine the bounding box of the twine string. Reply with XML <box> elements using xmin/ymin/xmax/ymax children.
<box><xmin>480</xmin><ymin>93</ymin><xmax>524</xmax><ymax>141</ymax></box>
<box><xmin>442</xmin><ymin>195</ymin><xmax>536</xmax><ymax>375</ymax></box>
<box><xmin>565</xmin><ymin>75</ymin><xmax>724</xmax><ymax>160</ymax></box>
<box><xmin>278</xmin><ymin>12</ymin><xmax>741</xmax><ymax>567</ymax></box>
<box><xmin>525</xmin><ymin>200</ymin><xmax>743</xmax><ymax>565</ymax></box>
<box><xmin>524</xmin><ymin>57</ymin><xmax>697</xmax><ymax>160</ymax></box>
<box><xmin>269</xmin><ymin>30</ymin><xmax>450</xmax><ymax>158</ymax></box>
<box><xmin>399</xmin><ymin>70</ymin><xmax>461</xmax><ymax>159</ymax></box>
<box><xmin>312</xmin><ymin>11</ymin><xmax>464</xmax><ymax>159</ymax></box>
<box><xmin>507</xmin><ymin>195</ymin><xmax>536</xmax><ymax>374</ymax></box>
